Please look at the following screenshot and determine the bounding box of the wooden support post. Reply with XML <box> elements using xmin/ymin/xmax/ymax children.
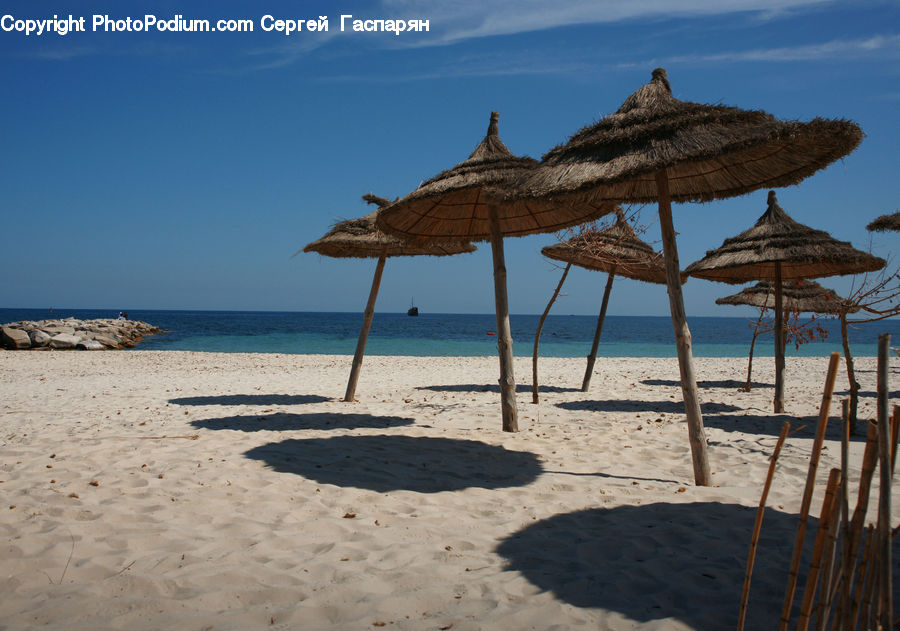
<box><xmin>655</xmin><ymin>169</ymin><xmax>711</xmax><ymax>486</ymax></box>
<box><xmin>489</xmin><ymin>206</ymin><xmax>518</xmax><ymax>432</ymax></box>
<box><xmin>582</xmin><ymin>271</ymin><xmax>615</xmax><ymax>392</ymax></box>
<box><xmin>779</xmin><ymin>352</ymin><xmax>840</xmax><ymax>631</ymax></box>
<box><xmin>841</xmin><ymin>312</ymin><xmax>860</xmax><ymax>434</ymax></box>
<box><xmin>774</xmin><ymin>262</ymin><xmax>785</xmax><ymax>413</ymax></box>
<box><xmin>344</xmin><ymin>254</ymin><xmax>386</xmax><ymax>402</ymax></box>
<box><xmin>875</xmin><ymin>334</ymin><xmax>892</xmax><ymax>631</ymax></box>
<box><xmin>532</xmin><ymin>263</ymin><xmax>571</xmax><ymax>404</ymax></box>
<box><xmin>744</xmin><ymin>307</ymin><xmax>766</xmax><ymax>391</ymax></box>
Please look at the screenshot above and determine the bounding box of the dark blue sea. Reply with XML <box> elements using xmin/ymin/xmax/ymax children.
<box><xmin>2</xmin><ymin>308</ymin><xmax>898</xmax><ymax>357</ymax></box>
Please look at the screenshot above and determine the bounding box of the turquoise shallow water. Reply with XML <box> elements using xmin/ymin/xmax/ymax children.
<box><xmin>2</xmin><ymin>308</ymin><xmax>898</xmax><ymax>357</ymax></box>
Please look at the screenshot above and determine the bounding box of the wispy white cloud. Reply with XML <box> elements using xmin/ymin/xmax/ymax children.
<box><xmin>28</xmin><ymin>46</ymin><xmax>101</xmax><ymax>60</ymax></box>
<box><xmin>21</xmin><ymin>41</ymin><xmax>188</xmax><ymax>61</ymax></box>
<box><xmin>322</xmin><ymin>48</ymin><xmax>593</xmax><ymax>82</ymax></box>
<box><xmin>617</xmin><ymin>33</ymin><xmax>900</xmax><ymax>67</ymax></box>
<box><xmin>321</xmin><ymin>32</ymin><xmax>900</xmax><ymax>83</ymax></box>
<box><xmin>243</xmin><ymin>31</ymin><xmax>340</xmax><ymax>71</ymax></box>
<box><xmin>379</xmin><ymin>0</ymin><xmax>836</xmax><ymax>45</ymax></box>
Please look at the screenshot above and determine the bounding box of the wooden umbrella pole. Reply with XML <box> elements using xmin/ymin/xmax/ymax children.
<box><xmin>875</xmin><ymin>334</ymin><xmax>892</xmax><ymax>631</ymax></box>
<box><xmin>774</xmin><ymin>262</ymin><xmax>785</xmax><ymax>413</ymax></box>
<box><xmin>655</xmin><ymin>169</ymin><xmax>711</xmax><ymax>486</ymax></box>
<box><xmin>582</xmin><ymin>271</ymin><xmax>616</xmax><ymax>392</ymax></box>
<box><xmin>489</xmin><ymin>206</ymin><xmax>518</xmax><ymax>432</ymax></box>
<box><xmin>532</xmin><ymin>262</ymin><xmax>571</xmax><ymax>404</ymax></box>
<box><xmin>778</xmin><ymin>352</ymin><xmax>841</xmax><ymax>631</ymax></box>
<box><xmin>344</xmin><ymin>253</ymin><xmax>386</xmax><ymax>402</ymax></box>
<box><xmin>744</xmin><ymin>307</ymin><xmax>766</xmax><ymax>392</ymax></box>
<box><xmin>737</xmin><ymin>420</ymin><xmax>790</xmax><ymax>631</ymax></box>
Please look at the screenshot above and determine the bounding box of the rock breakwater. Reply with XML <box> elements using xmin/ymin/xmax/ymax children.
<box><xmin>0</xmin><ymin>318</ymin><xmax>162</xmax><ymax>350</ymax></box>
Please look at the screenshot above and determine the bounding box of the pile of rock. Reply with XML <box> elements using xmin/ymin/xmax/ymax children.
<box><xmin>0</xmin><ymin>318</ymin><xmax>163</xmax><ymax>350</ymax></box>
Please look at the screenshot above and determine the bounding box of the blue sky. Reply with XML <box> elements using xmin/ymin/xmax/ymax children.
<box><xmin>2</xmin><ymin>1</ymin><xmax>898</xmax><ymax>317</ymax></box>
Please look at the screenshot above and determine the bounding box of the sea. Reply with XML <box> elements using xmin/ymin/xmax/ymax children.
<box><xmin>3</xmin><ymin>308</ymin><xmax>899</xmax><ymax>358</ymax></box>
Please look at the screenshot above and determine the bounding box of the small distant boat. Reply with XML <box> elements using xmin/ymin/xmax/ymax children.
<box><xmin>407</xmin><ymin>298</ymin><xmax>418</xmax><ymax>317</ymax></box>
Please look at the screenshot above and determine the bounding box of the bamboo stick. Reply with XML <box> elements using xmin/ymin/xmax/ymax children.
<box><xmin>344</xmin><ymin>253</ymin><xmax>386</xmax><ymax>402</ymax></box>
<box><xmin>840</xmin><ymin>421</ymin><xmax>881</xmax><ymax>629</ymax></box>
<box><xmin>774</xmin><ymin>262</ymin><xmax>786</xmax><ymax>413</ymax></box>
<box><xmin>737</xmin><ymin>421</ymin><xmax>790</xmax><ymax>631</ymax></box>
<box><xmin>875</xmin><ymin>334</ymin><xmax>892</xmax><ymax>631</ymax></box>
<box><xmin>807</xmin><ymin>468</ymin><xmax>843</xmax><ymax>631</ymax></box>
<box><xmin>892</xmin><ymin>404</ymin><xmax>899</xmax><ymax>474</ymax></box>
<box><xmin>849</xmin><ymin>526</ymin><xmax>875</xmax><ymax>630</ymax></box>
<box><xmin>779</xmin><ymin>352</ymin><xmax>841</xmax><ymax>631</ymax></box>
<box><xmin>582</xmin><ymin>271</ymin><xmax>616</xmax><ymax>392</ymax></box>
<box><xmin>655</xmin><ymin>169</ymin><xmax>710</xmax><ymax>487</ymax></box>
<box><xmin>489</xmin><ymin>206</ymin><xmax>518</xmax><ymax>433</ymax></box>
<box><xmin>830</xmin><ymin>399</ymin><xmax>852</xmax><ymax>630</ymax></box>
<box><xmin>797</xmin><ymin>468</ymin><xmax>842</xmax><ymax>631</ymax></box>
<box><xmin>532</xmin><ymin>262</ymin><xmax>571</xmax><ymax>404</ymax></box>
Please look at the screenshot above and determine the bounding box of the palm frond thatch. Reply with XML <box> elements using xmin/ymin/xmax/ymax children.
<box><xmin>301</xmin><ymin>196</ymin><xmax>476</xmax><ymax>259</ymax></box>
<box><xmin>866</xmin><ymin>211</ymin><xmax>900</xmax><ymax>233</ymax></box>
<box><xmin>376</xmin><ymin>112</ymin><xmax>615</xmax><ymax>242</ymax></box>
<box><xmin>685</xmin><ymin>191</ymin><xmax>885</xmax><ymax>283</ymax></box>
<box><xmin>716</xmin><ymin>280</ymin><xmax>859</xmax><ymax>314</ymax></box>
<box><xmin>523</xmin><ymin>68</ymin><xmax>863</xmax><ymax>205</ymax></box>
<box><xmin>541</xmin><ymin>210</ymin><xmax>670</xmax><ymax>284</ymax></box>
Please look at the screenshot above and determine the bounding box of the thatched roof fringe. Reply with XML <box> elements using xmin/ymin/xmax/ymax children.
<box><xmin>685</xmin><ymin>190</ymin><xmax>885</xmax><ymax>283</ymax></box>
<box><xmin>362</xmin><ymin>193</ymin><xmax>393</xmax><ymax>208</ymax></box>
<box><xmin>301</xmin><ymin>195</ymin><xmax>476</xmax><ymax>259</ymax></box>
<box><xmin>866</xmin><ymin>211</ymin><xmax>900</xmax><ymax>233</ymax></box>
<box><xmin>376</xmin><ymin>111</ymin><xmax>616</xmax><ymax>242</ymax></box>
<box><xmin>716</xmin><ymin>279</ymin><xmax>859</xmax><ymax>314</ymax></box>
<box><xmin>541</xmin><ymin>208</ymin><xmax>673</xmax><ymax>284</ymax></box>
<box><xmin>519</xmin><ymin>68</ymin><xmax>864</xmax><ymax>205</ymax></box>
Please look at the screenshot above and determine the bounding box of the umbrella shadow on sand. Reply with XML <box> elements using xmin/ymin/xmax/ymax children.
<box><xmin>191</xmin><ymin>412</ymin><xmax>414</xmax><ymax>432</ymax></box>
<box><xmin>417</xmin><ymin>383</ymin><xmax>580</xmax><ymax>394</ymax></box>
<box><xmin>702</xmin><ymin>412</ymin><xmax>872</xmax><ymax>442</ymax></box>
<box><xmin>496</xmin><ymin>501</ymin><xmax>817</xmax><ymax>629</ymax></box>
<box><xmin>171</xmin><ymin>394</ymin><xmax>331</xmax><ymax>406</ymax></box>
<box><xmin>244</xmin><ymin>435</ymin><xmax>543</xmax><ymax>493</ymax></box>
<box><xmin>641</xmin><ymin>379</ymin><xmax>772</xmax><ymax>390</ymax></box>
<box><xmin>556</xmin><ymin>399</ymin><xmax>742</xmax><ymax>415</ymax></box>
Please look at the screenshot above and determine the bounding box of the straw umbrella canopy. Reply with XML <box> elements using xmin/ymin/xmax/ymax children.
<box><xmin>687</xmin><ymin>190</ymin><xmax>883</xmax><ymax>412</ymax></box>
<box><xmin>302</xmin><ymin>194</ymin><xmax>476</xmax><ymax>402</ymax></box>
<box><xmin>716</xmin><ymin>279</ymin><xmax>859</xmax><ymax>393</ymax></box>
<box><xmin>716</xmin><ymin>279</ymin><xmax>859</xmax><ymax>315</ymax></box>
<box><xmin>377</xmin><ymin>112</ymin><xmax>615</xmax><ymax>432</ymax></box>
<box><xmin>519</xmin><ymin>67</ymin><xmax>863</xmax><ymax>487</ymax></box>
<box><xmin>866</xmin><ymin>212</ymin><xmax>900</xmax><ymax>233</ymax></box>
<box><xmin>533</xmin><ymin>209</ymin><xmax>671</xmax><ymax>401</ymax></box>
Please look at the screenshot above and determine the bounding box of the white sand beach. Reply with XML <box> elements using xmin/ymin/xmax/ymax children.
<box><xmin>1</xmin><ymin>351</ymin><xmax>897</xmax><ymax>630</ymax></box>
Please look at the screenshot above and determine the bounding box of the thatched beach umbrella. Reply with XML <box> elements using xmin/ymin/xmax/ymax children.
<box><xmin>302</xmin><ymin>194</ymin><xmax>476</xmax><ymax>402</ymax></box>
<box><xmin>717</xmin><ymin>279</ymin><xmax>860</xmax><ymax>392</ymax></box>
<box><xmin>377</xmin><ymin>112</ymin><xmax>615</xmax><ymax>432</ymax></box>
<box><xmin>520</xmin><ymin>67</ymin><xmax>863</xmax><ymax>486</ymax></box>
<box><xmin>687</xmin><ymin>190</ymin><xmax>883</xmax><ymax>412</ymax></box>
<box><xmin>533</xmin><ymin>209</ymin><xmax>670</xmax><ymax>402</ymax></box>
<box><xmin>716</xmin><ymin>279</ymin><xmax>858</xmax><ymax>315</ymax></box>
<box><xmin>866</xmin><ymin>211</ymin><xmax>900</xmax><ymax>233</ymax></box>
